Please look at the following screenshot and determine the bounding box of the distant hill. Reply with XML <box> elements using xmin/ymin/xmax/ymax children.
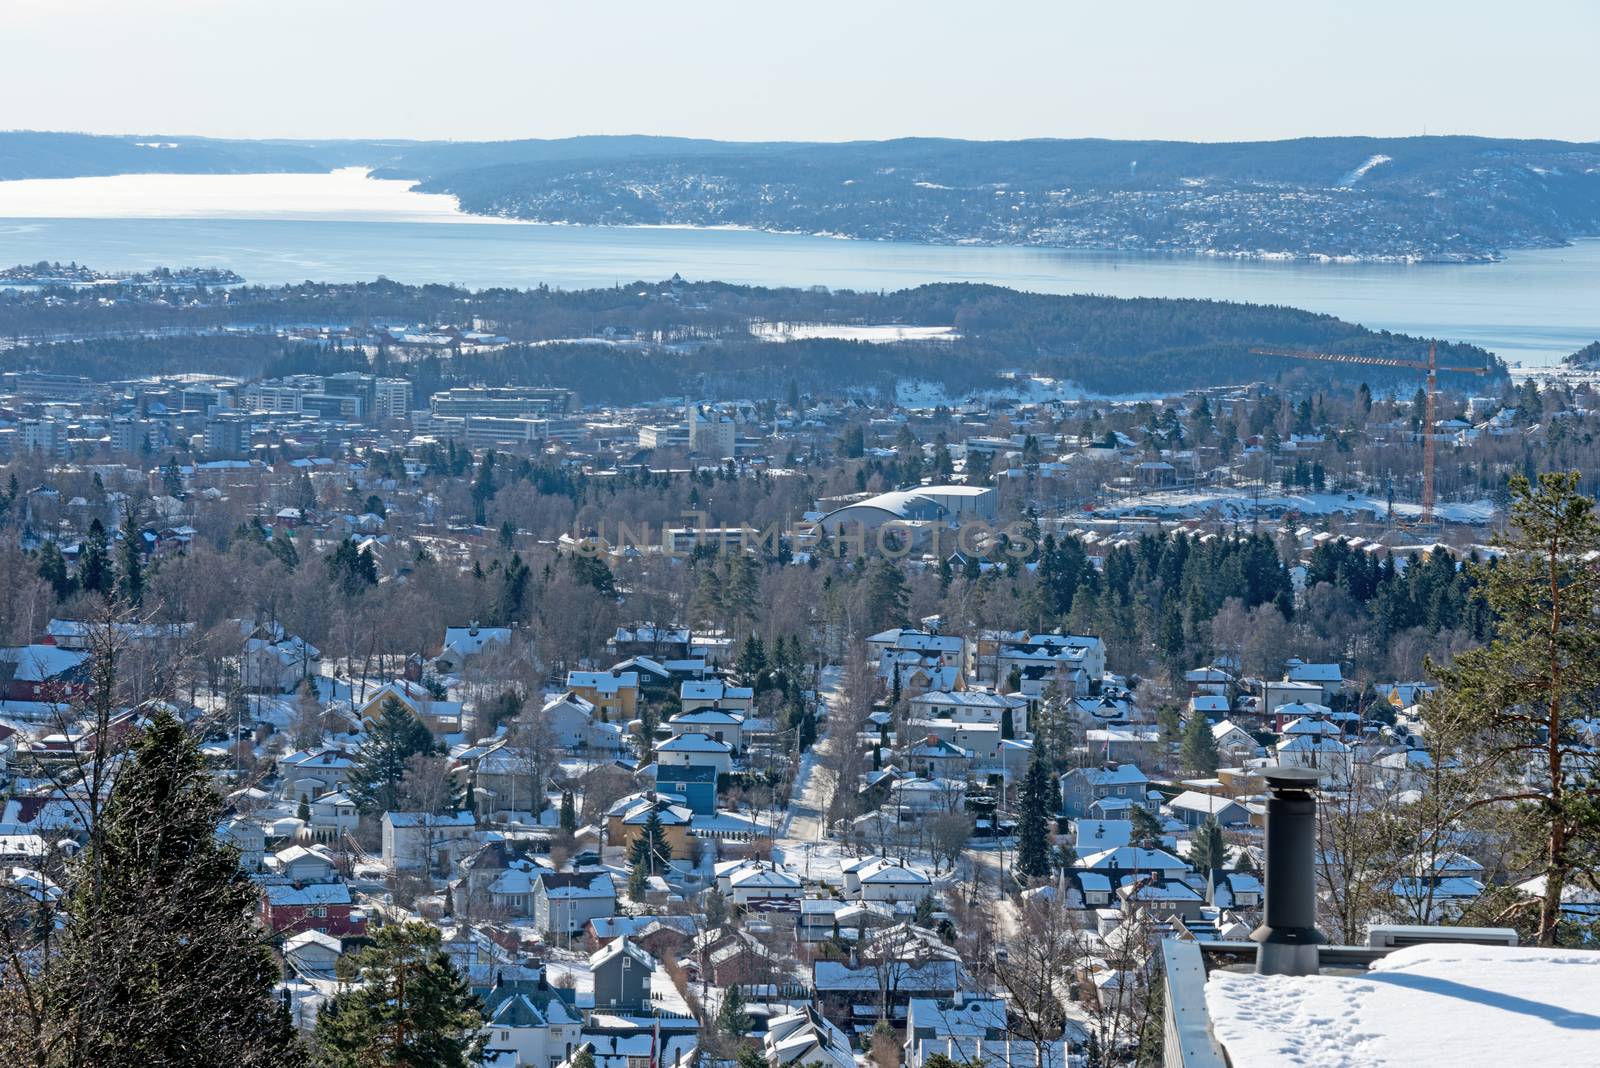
<box><xmin>4</xmin><ymin>131</ymin><xmax>1599</xmax><ymax>260</ymax></box>
<box><xmin>1565</xmin><ymin>340</ymin><xmax>1600</xmax><ymax>367</ymax></box>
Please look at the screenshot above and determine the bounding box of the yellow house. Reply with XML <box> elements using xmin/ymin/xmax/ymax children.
<box><xmin>358</xmin><ymin>680</ymin><xmax>463</xmax><ymax>736</ymax></box>
<box><xmin>566</xmin><ymin>670</ymin><xmax>639</xmax><ymax>722</ymax></box>
<box><xmin>604</xmin><ymin>792</ymin><xmax>695</xmax><ymax>858</ymax></box>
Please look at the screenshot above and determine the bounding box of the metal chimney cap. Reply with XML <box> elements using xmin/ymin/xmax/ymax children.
<box><xmin>1261</xmin><ymin>765</ymin><xmax>1322</xmax><ymax>790</ymax></box>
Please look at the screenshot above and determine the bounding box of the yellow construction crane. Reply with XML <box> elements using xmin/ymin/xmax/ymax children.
<box><xmin>1248</xmin><ymin>343</ymin><xmax>1492</xmax><ymax>524</ymax></box>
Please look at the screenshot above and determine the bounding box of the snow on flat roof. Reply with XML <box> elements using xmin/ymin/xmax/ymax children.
<box><xmin>1205</xmin><ymin>943</ymin><xmax>1600</xmax><ymax>1067</ymax></box>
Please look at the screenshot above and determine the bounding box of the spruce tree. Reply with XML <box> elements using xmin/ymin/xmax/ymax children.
<box><xmin>627</xmin><ymin>860</ymin><xmax>649</xmax><ymax>901</ymax></box>
<box><xmin>735</xmin><ymin>633</ymin><xmax>767</xmax><ymax>689</ymax></box>
<box><xmin>864</xmin><ymin>559</ymin><xmax>909</xmax><ymax>632</ymax></box>
<box><xmin>1189</xmin><ymin>817</ymin><xmax>1229</xmax><ymax>875</ymax></box>
<box><xmin>348</xmin><ymin>696</ymin><xmax>438</xmax><ymax>812</ymax></box>
<box><xmin>117</xmin><ymin>506</ymin><xmax>145</xmax><ymax>608</ymax></box>
<box><xmin>1016</xmin><ymin>749</ymin><xmax>1053</xmax><ymax>881</ymax></box>
<box><xmin>47</xmin><ymin>711</ymin><xmax>304</xmax><ymax>1067</ymax></box>
<box><xmin>37</xmin><ymin>539</ymin><xmax>74</xmax><ymax>599</ymax></box>
<box><xmin>628</xmin><ymin>807</ymin><xmax>673</xmax><ymax>876</ymax></box>
<box><xmin>717</xmin><ymin>984</ymin><xmax>751</xmax><ymax>1040</ymax></box>
<box><xmin>1179</xmin><ymin>713</ymin><xmax>1220</xmax><ymax>776</ymax></box>
<box><xmin>78</xmin><ymin>518</ymin><xmax>113</xmax><ymax>596</ymax></box>
<box><xmin>559</xmin><ymin>790</ymin><xmax>577</xmax><ymax>834</ymax></box>
<box><xmin>1129</xmin><ymin>805</ymin><xmax>1164</xmax><ymax>848</ymax></box>
<box><xmin>314</xmin><ymin>922</ymin><xmax>482</xmax><ymax>1067</ymax></box>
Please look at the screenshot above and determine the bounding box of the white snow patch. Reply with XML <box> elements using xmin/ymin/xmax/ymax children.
<box><xmin>1339</xmin><ymin>154</ymin><xmax>1393</xmax><ymax>187</ymax></box>
<box><xmin>0</xmin><ymin>167</ymin><xmax>481</xmax><ymax>223</ymax></box>
<box><xmin>1206</xmin><ymin>943</ymin><xmax>1600</xmax><ymax>1067</ymax></box>
<box><xmin>913</xmin><ymin>180</ymin><xmax>952</xmax><ymax>190</ymax></box>
<box><xmin>752</xmin><ymin>322</ymin><xmax>958</xmax><ymax>344</ymax></box>
<box><xmin>1087</xmin><ymin>488</ymin><xmax>1497</xmax><ymax>526</ymax></box>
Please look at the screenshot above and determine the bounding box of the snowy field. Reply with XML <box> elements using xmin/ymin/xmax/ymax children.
<box><xmin>1206</xmin><ymin>943</ymin><xmax>1600</xmax><ymax>1067</ymax></box>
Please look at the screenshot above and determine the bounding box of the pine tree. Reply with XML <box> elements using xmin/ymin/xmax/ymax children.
<box><xmin>1016</xmin><ymin>749</ymin><xmax>1053</xmax><ymax>881</ymax></box>
<box><xmin>47</xmin><ymin>710</ymin><xmax>304</xmax><ymax>1067</ymax></box>
<box><xmin>78</xmin><ymin>518</ymin><xmax>113</xmax><ymax>596</ymax></box>
<box><xmin>314</xmin><ymin>922</ymin><xmax>483</xmax><ymax>1067</ymax></box>
<box><xmin>1179</xmin><ymin>713</ymin><xmax>1220</xmax><ymax>776</ymax></box>
<box><xmin>348</xmin><ymin>696</ymin><xmax>438</xmax><ymax>812</ymax></box>
<box><xmin>1429</xmin><ymin>472</ymin><xmax>1600</xmax><ymax>946</ymax></box>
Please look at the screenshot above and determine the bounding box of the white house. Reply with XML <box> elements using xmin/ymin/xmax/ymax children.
<box><xmin>1275</xmin><ymin>733</ymin><xmax>1353</xmax><ymax>784</ymax></box>
<box><xmin>533</xmin><ymin>871</ymin><xmax>618</xmax><ymax>936</ymax></box>
<box><xmin>266</xmin><ymin>844</ymin><xmax>338</xmax><ymax>884</ymax></box>
<box><xmin>436</xmin><ymin>623</ymin><xmax>512</xmax><ymax>673</ymax></box>
<box><xmin>665</xmin><ymin>707</ymin><xmax>744</xmax><ymax>749</ymax></box>
<box><xmin>765</xmin><ymin>1005</ymin><xmax>856</xmax><ymax>1068</ymax></box>
<box><xmin>843</xmin><ymin>857</ymin><xmax>934</xmax><ymax>903</ymax></box>
<box><xmin>726</xmin><ymin>864</ymin><xmax>804</xmax><ymax>906</ymax></box>
<box><xmin>479</xmin><ymin>978</ymin><xmax>583</xmax><ymax>1068</ymax></box>
<box><xmin>679</xmin><ymin>679</ymin><xmax>754</xmax><ymax>715</ymax></box>
<box><xmin>307</xmin><ymin>792</ymin><xmax>360</xmax><ymax>841</ymax></box>
<box><xmin>654</xmin><ymin>732</ymin><xmax>733</xmax><ymax>776</ymax></box>
<box><xmin>381</xmin><ymin>811</ymin><xmax>477</xmax><ymax>872</ymax></box>
<box><xmin>541</xmin><ymin>693</ymin><xmax>623</xmax><ymax>752</ymax></box>
<box><xmin>282</xmin><ymin>930</ymin><xmax>342</xmax><ymax>978</ymax></box>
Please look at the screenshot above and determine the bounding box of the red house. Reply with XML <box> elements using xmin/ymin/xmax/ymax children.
<box><xmin>260</xmin><ymin>880</ymin><xmax>366</xmax><ymax>938</ymax></box>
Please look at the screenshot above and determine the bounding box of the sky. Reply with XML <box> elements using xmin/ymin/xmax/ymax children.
<box><xmin>4</xmin><ymin>0</ymin><xmax>1596</xmax><ymax>144</ymax></box>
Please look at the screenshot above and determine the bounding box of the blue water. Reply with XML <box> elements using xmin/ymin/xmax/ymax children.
<box><xmin>0</xmin><ymin>215</ymin><xmax>1596</xmax><ymax>367</ymax></box>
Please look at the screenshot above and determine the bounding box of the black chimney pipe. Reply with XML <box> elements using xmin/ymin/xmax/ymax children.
<box><xmin>1252</xmin><ymin>765</ymin><xmax>1325</xmax><ymax>976</ymax></box>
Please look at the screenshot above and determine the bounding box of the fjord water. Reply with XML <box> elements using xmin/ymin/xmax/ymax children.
<box><xmin>0</xmin><ymin>170</ymin><xmax>1595</xmax><ymax>368</ymax></box>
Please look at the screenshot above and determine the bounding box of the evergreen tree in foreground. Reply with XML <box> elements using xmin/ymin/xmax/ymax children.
<box><xmin>1016</xmin><ymin>749</ymin><xmax>1054</xmax><ymax>881</ymax></box>
<box><xmin>348</xmin><ymin>695</ymin><xmax>439</xmax><ymax>812</ymax></box>
<box><xmin>47</xmin><ymin>710</ymin><xmax>304</xmax><ymax>1067</ymax></box>
<box><xmin>314</xmin><ymin>922</ymin><xmax>483</xmax><ymax>1067</ymax></box>
<box><xmin>1429</xmin><ymin>472</ymin><xmax>1600</xmax><ymax>946</ymax></box>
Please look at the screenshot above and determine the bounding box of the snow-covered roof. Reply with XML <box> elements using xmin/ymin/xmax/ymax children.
<box><xmin>1206</xmin><ymin>944</ymin><xmax>1600</xmax><ymax>1068</ymax></box>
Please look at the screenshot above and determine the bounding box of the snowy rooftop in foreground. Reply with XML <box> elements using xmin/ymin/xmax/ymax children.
<box><xmin>1205</xmin><ymin>944</ymin><xmax>1600</xmax><ymax>1067</ymax></box>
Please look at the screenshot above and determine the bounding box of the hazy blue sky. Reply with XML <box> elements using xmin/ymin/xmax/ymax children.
<box><xmin>6</xmin><ymin>0</ymin><xmax>1596</xmax><ymax>143</ymax></box>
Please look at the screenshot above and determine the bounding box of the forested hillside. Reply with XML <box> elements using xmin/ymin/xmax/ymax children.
<box><xmin>0</xmin><ymin>276</ymin><xmax>1504</xmax><ymax>402</ymax></box>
